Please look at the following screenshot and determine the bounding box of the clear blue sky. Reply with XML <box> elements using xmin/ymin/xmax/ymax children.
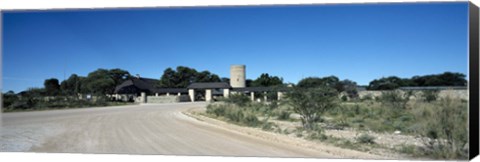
<box><xmin>2</xmin><ymin>2</ymin><xmax>469</xmax><ymax>93</ymax></box>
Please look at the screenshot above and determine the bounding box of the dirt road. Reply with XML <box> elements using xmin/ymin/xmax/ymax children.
<box><xmin>1</xmin><ymin>103</ymin><xmax>381</xmax><ymax>158</ymax></box>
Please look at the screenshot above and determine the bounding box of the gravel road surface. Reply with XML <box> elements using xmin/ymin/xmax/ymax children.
<box><xmin>1</xmin><ymin>103</ymin><xmax>350</xmax><ymax>158</ymax></box>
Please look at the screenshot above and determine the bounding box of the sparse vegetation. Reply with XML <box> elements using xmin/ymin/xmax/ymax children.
<box><xmin>356</xmin><ymin>133</ymin><xmax>376</xmax><ymax>144</ymax></box>
<box><xmin>415</xmin><ymin>97</ymin><xmax>468</xmax><ymax>159</ymax></box>
<box><xmin>284</xmin><ymin>86</ymin><xmax>338</xmax><ymax>130</ymax></box>
<box><xmin>378</xmin><ymin>90</ymin><xmax>411</xmax><ymax>110</ymax></box>
<box><xmin>395</xmin><ymin>144</ymin><xmax>417</xmax><ymax>155</ymax></box>
<box><xmin>221</xmin><ymin>93</ymin><xmax>251</xmax><ymax>107</ymax></box>
<box><xmin>421</xmin><ymin>90</ymin><xmax>439</xmax><ymax>102</ymax></box>
<box><xmin>203</xmin><ymin>87</ymin><xmax>468</xmax><ymax>160</ymax></box>
<box><xmin>276</xmin><ymin>110</ymin><xmax>291</xmax><ymax>121</ymax></box>
<box><xmin>367</xmin><ymin>72</ymin><xmax>467</xmax><ymax>90</ymax></box>
<box><xmin>2</xmin><ymin>95</ymin><xmax>132</xmax><ymax>112</ymax></box>
<box><xmin>206</xmin><ymin>103</ymin><xmax>262</xmax><ymax>127</ymax></box>
<box><xmin>191</xmin><ymin>71</ymin><xmax>469</xmax><ymax>160</ymax></box>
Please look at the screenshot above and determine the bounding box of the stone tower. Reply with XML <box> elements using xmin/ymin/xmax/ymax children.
<box><xmin>230</xmin><ymin>65</ymin><xmax>246</xmax><ymax>88</ymax></box>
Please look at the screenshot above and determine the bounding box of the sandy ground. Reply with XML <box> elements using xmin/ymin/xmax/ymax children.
<box><xmin>270</xmin><ymin>119</ymin><xmax>424</xmax><ymax>147</ymax></box>
<box><xmin>183</xmin><ymin>107</ymin><xmax>406</xmax><ymax>160</ymax></box>
<box><xmin>0</xmin><ymin>102</ymin><xmax>386</xmax><ymax>158</ymax></box>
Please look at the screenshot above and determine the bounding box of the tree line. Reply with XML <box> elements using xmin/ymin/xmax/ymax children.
<box><xmin>2</xmin><ymin>66</ymin><xmax>468</xmax><ymax>112</ymax></box>
<box><xmin>3</xmin><ymin>68</ymin><xmax>132</xmax><ymax>110</ymax></box>
<box><xmin>366</xmin><ymin>72</ymin><xmax>467</xmax><ymax>90</ymax></box>
<box><xmin>158</xmin><ymin>66</ymin><xmax>222</xmax><ymax>88</ymax></box>
<box><xmin>4</xmin><ymin>67</ymin><xmax>467</xmax><ymax>97</ymax></box>
<box><xmin>158</xmin><ymin>66</ymin><xmax>285</xmax><ymax>88</ymax></box>
<box><xmin>30</xmin><ymin>68</ymin><xmax>132</xmax><ymax>97</ymax></box>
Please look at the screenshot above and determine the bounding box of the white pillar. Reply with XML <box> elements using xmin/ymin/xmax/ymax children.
<box><xmin>166</xmin><ymin>92</ymin><xmax>170</xmax><ymax>96</ymax></box>
<box><xmin>223</xmin><ymin>89</ymin><xmax>230</xmax><ymax>98</ymax></box>
<box><xmin>188</xmin><ymin>89</ymin><xmax>195</xmax><ymax>102</ymax></box>
<box><xmin>250</xmin><ymin>92</ymin><xmax>255</xmax><ymax>101</ymax></box>
<box><xmin>263</xmin><ymin>92</ymin><xmax>267</xmax><ymax>102</ymax></box>
<box><xmin>205</xmin><ymin>89</ymin><xmax>212</xmax><ymax>102</ymax></box>
<box><xmin>177</xmin><ymin>92</ymin><xmax>181</xmax><ymax>96</ymax></box>
<box><xmin>141</xmin><ymin>92</ymin><xmax>147</xmax><ymax>103</ymax></box>
<box><xmin>155</xmin><ymin>93</ymin><xmax>158</xmax><ymax>97</ymax></box>
<box><xmin>277</xmin><ymin>91</ymin><xmax>283</xmax><ymax>100</ymax></box>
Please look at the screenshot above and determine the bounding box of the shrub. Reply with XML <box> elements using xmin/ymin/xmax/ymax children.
<box><xmin>261</xmin><ymin>122</ymin><xmax>276</xmax><ymax>131</ymax></box>
<box><xmin>378</xmin><ymin>90</ymin><xmax>411</xmax><ymax>110</ymax></box>
<box><xmin>296</xmin><ymin>133</ymin><xmax>303</xmax><ymax>138</ymax></box>
<box><xmin>356</xmin><ymin>133</ymin><xmax>375</xmax><ymax>144</ymax></box>
<box><xmin>206</xmin><ymin>104</ymin><xmax>226</xmax><ymax>117</ymax></box>
<box><xmin>225</xmin><ymin>107</ymin><xmax>244</xmax><ymax>123</ymax></box>
<box><xmin>2</xmin><ymin>91</ymin><xmax>19</xmax><ymax>108</ymax></box>
<box><xmin>223</xmin><ymin>94</ymin><xmax>251</xmax><ymax>107</ymax></box>
<box><xmin>308</xmin><ymin>132</ymin><xmax>328</xmax><ymax>141</ymax></box>
<box><xmin>285</xmin><ymin>86</ymin><xmax>338</xmax><ymax>130</ymax></box>
<box><xmin>277</xmin><ymin>110</ymin><xmax>291</xmax><ymax>120</ymax></box>
<box><xmin>396</xmin><ymin>144</ymin><xmax>417</xmax><ymax>155</ymax></box>
<box><xmin>378</xmin><ymin>90</ymin><xmax>412</xmax><ymax>119</ymax></box>
<box><xmin>417</xmin><ymin>97</ymin><xmax>468</xmax><ymax>159</ymax></box>
<box><xmin>422</xmin><ymin>90</ymin><xmax>439</xmax><ymax>102</ymax></box>
<box><xmin>332</xmin><ymin>122</ymin><xmax>349</xmax><ymax>130</ymax></box>
<box><xmin>341</xmin><ymin>95</ymin><xmax>348</xmax><ymax>102</ymax></box>
<box><xmin>242</xmin><ymin>112</ymin><xmax>260</xmax><ymax>127</ymax></box>
<box><xmin>10</xmin><ymin>100</ymin><xmax>34</xmax><ymax>109</ymax></box>
<box><xmin>361</xmin><ymin>94</ymin><xmax>373</xmax><ymax>101</ymax></box>
<box><xmin>206</xmin><ymin>103</ymin><xmax>261</xmax><ymax>127</ymax></box>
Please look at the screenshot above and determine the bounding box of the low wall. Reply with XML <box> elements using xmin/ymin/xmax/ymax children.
<box><xmin>146</xmin><ymin>96</ymin><xmax>179</xmax><ymax>103</ymax></box>
<box><xmin>358</xmin><ymin>89</ymin><xmax>468</xmax><ymax>100</ymax></box>
<box><xmin>437</xmin><ymin>90</ymin><xmax>468</xmax><ymax>100</ymax></box>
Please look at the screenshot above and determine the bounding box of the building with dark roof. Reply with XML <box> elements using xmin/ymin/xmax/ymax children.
<box><xmin>113</xmin><ymin>65</ymin><xmax>286</xmax><ymax>103</ymax></box>
<box><xmin>187</xmin><ymin>82</ymin><xmax>232</xmax><ymax>89</ymax></box>
<box><xmin>114</xmin><ymin>77</ymin><xmax>188</xmax><ymax>95</ymax></box>
<box><xmin>114</xmin><ymin>77</ymin><xmax>160</xmax><ymax>95</ymax></box>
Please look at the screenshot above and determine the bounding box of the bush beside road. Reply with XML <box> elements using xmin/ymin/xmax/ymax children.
<box><xmin>203</xmin><ymin>88</ymin><xmax>469</xmax><ymax>160</ymax></box>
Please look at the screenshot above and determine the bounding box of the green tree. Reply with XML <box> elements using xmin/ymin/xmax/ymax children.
<box><xmin>251</xmin><ymin>73</ymin><xmax>283</xmax><ymax>87</ymax></box>
<box><xmin>297</xmin><ymin>76</ymin><xmax>347</xmax><ymax>92</ymax></box>
<box><xmin>196</xmin><ymin>71</ymin><xmax>221</xmax><ymax>83</ymax></box>
<box><xmin>108</xmin><ymin>68</ymin><xmax>131</xmax><ymax>86</ymax></box>
<box><xmin>44</xmin><ymin>78</ymin><xmax>60</xmax><ymax>96</ymax></box>
<box><xmin>77</xmin><ymin>76</ymin><xmax>88</xmax><ymax>94</ymax></box>
<box><xmin>221</xmin><ymin>77</ymin><xmax>230</xmax><ymax>83</ymax></box>
<box><xmin>61</xmin><ymin>68</ymin><xmax>129</xmax><ymax>95</ymax></box>
<box><xmin>341</xmin><ymin>79</ymin><xmax>358</xmax><ymax>99</ymax></box>
<box><xmin>322</xmin><ymin>76</ymin><xmax>340</xmax><ymax>87</ymax></box>
<box><xmin>367</xmin><ymin>76</ymin><xmax>406</xmax><ymax>90</ymax></box>
<box><xmin>175</xmin><ymin>66</ymin><xmax>199</xmax><ymax>87</ymax></box>
<box><xmin>2</xmin><ymin>91</ymin><xmax>18</xmax><ymax>108</ymax></box>
<box><xmin>368</xmin><ymin>72</ymin><xmax>467</xmax><ymax>90</ymax></box>
<box><xmin>246</xmin><ymin>79</ymin><xmax>253</xmax><ymax>87</ymax></box>
<box><xmin>159</xmin><ymin>68</ymin><xmax>178</xmax><ymax>88</ymax></box>
<box><xmin>12</xmin><ymin>88</ymin><xmax>43</xmax><ymax>110</ymax></box>
<box><xmin>159</xmin><ymin>66</ymin><xmax>221</xmax><ymax>88</ymax></box>
<box><xmin>83</xmin><ymin>69</ymin><xmax>116</xmax><ymax>94</ymax></box>
<box><xmin>297</xmin><ymin>77</ymin><xmax>325</xmax><ymax>88</ymax></box>
<box><xmin>22</xmin><ymin>87</ymin><xmax>45</xmax><ymax>97</ymax></box>
<box><xmin>285</xmin><ymin>86</ymin><xmax>338</xmax><ymax>130</ymax></box>
<box><xmin>60</xmin><ymin>74</ymin><xmax>83</xmax><ymax>95</ymax></box>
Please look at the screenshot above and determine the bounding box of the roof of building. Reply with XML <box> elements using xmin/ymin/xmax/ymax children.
<box><xmin>231</xmin><ymin>86</ymin><xmax>290</xmax><ymax>92</ymax></box>
<box><xmin>115</xmin><ymin>78</ymin><xmax>291</xmax><ymax>94</ymax></box>
<box><xmin>154</xmin><ymin>88</ymin><xmax>188</xmax><ymax>93</ymax></box>
<box><xmin>114</xmin><ymin>77</ymin><xmax>160</xmax><ymax>94</ymax></box>
<box><xmin>186</xmin><ymin>82</ymin><xmax>232</xmax><ymax>89</ymax></box>
<box><xmin>115</xmin><ymin>77</ymin><xmax>190</xmax><ymax>94</ymax></box>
